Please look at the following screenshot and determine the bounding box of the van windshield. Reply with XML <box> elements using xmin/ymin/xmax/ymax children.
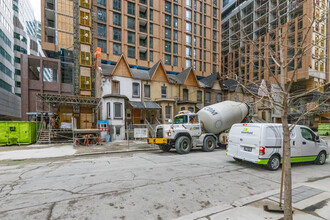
<box><xmin>174</xmin><ymin>115</ymin><xmax>188</xmax><ymax>124</ymax></box>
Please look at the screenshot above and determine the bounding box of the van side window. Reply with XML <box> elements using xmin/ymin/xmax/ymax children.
<box><xmin>300</xmin><ymin>128</ymin><xmax>314</xmax><ymax>141</ymax></box>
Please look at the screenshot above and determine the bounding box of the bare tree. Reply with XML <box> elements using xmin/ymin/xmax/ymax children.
<box><xmin>220</xmin><ymin>0</ymin><xmax>330</xmax><ymax>219</ymax></box>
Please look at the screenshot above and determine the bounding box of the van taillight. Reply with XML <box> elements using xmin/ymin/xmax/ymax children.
<box><xmin>259</xmin><ymin>147</ymin><xmax>265</xmax><ymax>155</ymax></box>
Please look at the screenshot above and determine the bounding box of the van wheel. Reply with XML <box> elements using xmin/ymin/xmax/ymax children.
<box><xmin>202</xmin><ymin>136</ymin><xmax>216</xmax><ymax>152</ymax></box>
<box><xmin>267</xmin><ymin>155</ymin><xmax>280</xmax><ymax>171</ymax></box>
<box><xmin>315</xmin><ymin>151</ymin><xmax>326</xmax><ymax>165</ymax></box>
<box><xmin>175</xmin><ymin>136</ymin><xmax>192</xmax><ymax>154</ymax></box>
<box><xmin>159</xmin><ymin>144</ymin><xmax>171</xmax><ymax>152</ymax></box>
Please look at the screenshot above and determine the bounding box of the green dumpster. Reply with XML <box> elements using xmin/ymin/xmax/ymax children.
<box><xmin>0</xmin><ymin>121</ymin><xmax>37</xmax><ymax>146</ymax></box>
<box><xmin>318</xmin><ymin>123</ymin><xmax>330</xmax><ymax>136</ymax></box>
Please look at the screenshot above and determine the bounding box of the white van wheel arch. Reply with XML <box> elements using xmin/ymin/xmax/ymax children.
<box><xmin>267</xmin><ymin>155</ymin><xmax>281</xmax><ymax>171</ymax></box>
<box><xmin>315</xmin><ymin>151</ymin><xmax>326</xmax><ymax>165</ymax></box>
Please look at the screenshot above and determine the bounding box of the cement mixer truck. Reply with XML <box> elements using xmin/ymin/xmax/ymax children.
<box><xmin>148</xmin><ymin>101</ymin><xmax>249</xmax><ymax>154</ymax></box>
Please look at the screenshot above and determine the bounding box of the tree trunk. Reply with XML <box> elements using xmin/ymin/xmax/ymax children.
<box><xmin>282</xmin><ymin>97</ymin><xmax>292</xmax><ymax>220</ymax></box>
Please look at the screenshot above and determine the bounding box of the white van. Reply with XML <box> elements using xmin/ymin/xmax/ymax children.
<box><xmin>227</xmin><ymin>123</ymin><xmax>329</xmax><ymax>170</ymax></box>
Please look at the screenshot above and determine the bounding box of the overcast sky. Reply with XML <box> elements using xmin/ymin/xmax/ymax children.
<box><xmin>29</xmin><ymin>0</ymin><xmax>41</xmax><ymax>21</ymax></box>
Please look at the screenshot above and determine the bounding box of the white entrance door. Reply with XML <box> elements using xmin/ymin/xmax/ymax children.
<box><xmin>115</xmin><ymin>126</ymin><xmax>121</xmax><ymax>140</ymax></box>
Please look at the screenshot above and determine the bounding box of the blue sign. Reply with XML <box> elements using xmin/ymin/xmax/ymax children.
<box><xmin>98</xmin><ymin>120</ymin><xmax>109</xmax><ymax>124</ymax></box>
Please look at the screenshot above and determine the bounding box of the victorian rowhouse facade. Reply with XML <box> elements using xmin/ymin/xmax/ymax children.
<box><xmin>98</xmin><ymin>54</ymin><xmax>223</xmax><ymax>139</ymax></box>
<box><xmin>100</xmin><ymin>55</ymin><xmax>143</xmax><ymax>140</ymax></box>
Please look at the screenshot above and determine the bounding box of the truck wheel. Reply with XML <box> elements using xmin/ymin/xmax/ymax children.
<box><xmin>175</xmin><ymin>136</ymin><xmax>191</xmax><ymax>154</ymax></box>
<box><xmin>202</xmin><ymin>136</ymin><xmax>216</xmax><ymax>152</ymax></box>
<box><xmin>315</xmin><ymin>151</ymin><xmax>326</xmax><ymax>165</ymax></box>
<box><xmin>159</xmin><ymin>144</ymin><xmax>171</xmax><ymax>152</ymax></box>
<box><xmin>267</xmin><ymin>155</ymin><xmax>280</xmax><ymax>171</ymax></box>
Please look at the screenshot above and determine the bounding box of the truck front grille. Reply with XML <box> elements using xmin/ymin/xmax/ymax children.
<box><xmin>156</xmin><ymin>128</ymin><xmax>163</xmax><ymax>138</ymax></box>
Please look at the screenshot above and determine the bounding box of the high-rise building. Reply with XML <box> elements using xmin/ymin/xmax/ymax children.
<box><xmin>0</xmin><ymin>0</ymin><xmax>20</xmax><ymax>120</ymax></box>
<box><xmin>13</xmin><ymin>0</ymin><xmax>51</xmax><ymax>96</ymax></box>
<box><xmin>41</xmin><ymin>0</ymin><xmax>221</xmax><ymax>83</ymax></box>
<box><xmin>221</xmin><ymin>0</ymin><xmax>329</xmax><ymax>125</ymax></box>
<box><xmin>94</xmin><ymin>0</ymin><xmax>221</xmax><ymax>77</ymax></box>
<box><xmin>0</xmin><ymin>0</ymin><xmax>50</xmax><ymax>120</ymax></box>
<box><xmin>221</xmin><ymin>0</ymin><xmax>329</xmax><ymax>89</ymax></box>
<box><xmin>42</xmin><ymin>0</ymin><xmax>74</xmax><ymax>56</ymax></box>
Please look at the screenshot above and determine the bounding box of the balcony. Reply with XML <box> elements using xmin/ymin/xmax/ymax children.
<box><xmin>139</xmin><ymin>5</ymin><xmax>147</xmax><ymax>19</ymax></box>
<box><xmin>139</xmin><ymin>20</ymin><xmax>147</xmax><ymax>33</ymax></box>
<box><xmin>45</xmin><ymin>0</ymin><xmax>55</xmax><ymax>10</ymax></box>
<box><xmin>139</xmin><ymin>34</ymin><xmax>147</xmax><ymax>47</ymax></box>
<box><xmin>46</xmin><ymin>20</ymin><xmax>55</xmax><ymax>28</ymax></box>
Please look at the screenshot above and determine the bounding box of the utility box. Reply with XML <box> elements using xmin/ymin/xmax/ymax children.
<box><xmin>0</xmin><ymin>121</ymin><xmax>36</xmax><ymax>146</ymax></box>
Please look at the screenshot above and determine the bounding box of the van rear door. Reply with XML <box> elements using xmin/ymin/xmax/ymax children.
<box><xmin>236</xmin><ymin>124</ymin><xmax>261</xmax><ymax>162</ymax></box>
<box><xmin>227</xmin><ymin>124</ymin><xmax>241</xmax><ymax>157</ymax></box>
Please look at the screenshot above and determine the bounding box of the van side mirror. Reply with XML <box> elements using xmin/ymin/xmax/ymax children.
<box><xmin>168</xmin><ymin>119</ymin><xmax>173</xmax><ymax>124</ymax></box>
<box><xmin>315</xmin><ymin>135</ymin><xmax>320</xmax><ymax>142</ymax></box>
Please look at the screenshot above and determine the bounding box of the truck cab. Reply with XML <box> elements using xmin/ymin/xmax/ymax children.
<box><xmin>173</xmin><ymin>111</ymin><xmax>202</xmax><ymax>137</ymax></box>
<box><xmin>148</xmin><ymin>111</ymin><xmax>217</xmax><ymax>154</ymax></box>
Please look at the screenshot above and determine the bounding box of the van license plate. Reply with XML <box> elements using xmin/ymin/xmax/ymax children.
<box><xmin>244</xmin><ymin>147</ymin><xmax>252</xmax><ymax>152</ymax></box>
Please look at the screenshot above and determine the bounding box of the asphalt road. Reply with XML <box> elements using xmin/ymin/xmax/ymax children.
<box><xmin>0</xmin><ymin>144</ymin><xmax>330</xmax><ymax>220</ymax></box>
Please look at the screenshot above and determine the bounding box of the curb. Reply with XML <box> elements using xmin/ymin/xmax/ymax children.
<box><xmin>0</xmin><ymin>148</ymin><xmax>160</xmax><ymax>162</ymax></box>
<box><xmin>74</xmin><ymin>148</ymin><xmax>160</xmax><ymax>157</ymax></box>
<box><xmin>175</xmin><ymin>183</ymin><xmax>308</xmax><ymax>220</ymax></box>
<box><xmin>173</xmin><ymin>203</ymin><xmax>233</xmax><ymax>220</ymax></box>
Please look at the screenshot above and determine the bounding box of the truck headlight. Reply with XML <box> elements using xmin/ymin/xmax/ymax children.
<box><xmin>167</xmin><ymin>132</ymin><xmax>172</xmax><ymax>136</ymax></box>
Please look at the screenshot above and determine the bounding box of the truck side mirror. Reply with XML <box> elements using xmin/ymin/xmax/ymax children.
<box><xmin>168</xmin><ymin>119</ymin><xmax>173</xmax><ymax>124</ymax></box>
<box><xmin>315</xmin><ymin>135</ymin><xmax>320</xmax><ymax>142</ymax></box>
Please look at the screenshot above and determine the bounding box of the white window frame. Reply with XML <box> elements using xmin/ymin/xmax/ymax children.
<box><xmin>132</xmin><ymin>82</ymin><xmax>140</xmax><ymax>97</ymax></box>
<box><xmin>114</xmin><ymin>102</ymin><xmax>123</xmax><ymax>118</ymax></box>
<box><xmin>107</xmin><ymin>102</ymin><xmax>111</xmax><ymax>119</ymax></box>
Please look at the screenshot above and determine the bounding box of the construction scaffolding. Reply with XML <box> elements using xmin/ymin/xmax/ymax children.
<box><xmin>35</xmin><ymin>94</ymin><xmax>101</xmax><ymax>144</ymax></box>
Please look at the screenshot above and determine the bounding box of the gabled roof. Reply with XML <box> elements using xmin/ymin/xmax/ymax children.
<box><xmin>176</xmin><ymin>67</ymin><xmax>191</xmax><ymax>84</ymax></box>
<box><xmin>130</xmin><ymin>68</ymin><xmax>150</xmax><ymax>80</ymax></box>
<box><xmin>167</xmin><ymin>74</ymin><xmax>180</xmax><ymax>84</ymax></box>
<box><xmin>245</xmin><ymin>83</ymin><xmax>260</xmax><ymax>95</ymax></box>
<box><xmin>148</xmin><ymin>60</ymin><xmax>170</xmax><ymax>83</ymax></box>
<box><xmin>148</xmin><ymin>61</ymin><xmax>161</xmax><ymax>78</ymax></box>
<box><xmin>224</xmin><ymin>79</ymin><xmax>239</xmax><ymax>92</ymax></box>
<box><xmin>176</xmin><ymin>67</ymin><xmax>199</xmax><ymax>87</ymax></box>
<box><xmin>100</xmin><ymin>64</ymin><xmax>116</xmax><ymax>76</ymax></box>
<box><xmin>199</xmin><ymin>72</ymin><xmax>219</xmax><ymax>88</ymax></box>
<box><xmin>111</xmin><ymin>55</ymin><xmax>134</xmax><ymax>78</ymax></box>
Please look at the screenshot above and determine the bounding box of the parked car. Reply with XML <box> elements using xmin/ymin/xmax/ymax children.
<box><xmin>227</xmin><ymin>123</ymin><xmax>329</xmax><ymax>170</ymax></box>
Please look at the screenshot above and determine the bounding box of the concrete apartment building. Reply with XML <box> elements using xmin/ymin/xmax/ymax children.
<box><xmin>221</xmin><ymin>0</ymin><xmax>330</xmax><ymax>126</ymax></box>
<box><xmin>42</xmin><ymin>0</ymin><xmax>221</xmax><ymax>78</ymax></box>
<box><xmin>94</xmin><ymin>0</ymin><xmax>221</xmax><ymax>77</ymax></box>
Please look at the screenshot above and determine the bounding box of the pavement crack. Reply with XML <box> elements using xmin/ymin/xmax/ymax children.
<box><xmin>47</xmin><ymin>202</ymin><xmax>56</xmax><ymax>220</ymax></box>
<box><xmin>4</xmin><ymin>166</ymin><xmax>43</xmax><ymax>196</ymax></box>
<box><xmin>237</xmin><ymin>169</ymin><xmax>281</xmax><ymax>184</ymax></box>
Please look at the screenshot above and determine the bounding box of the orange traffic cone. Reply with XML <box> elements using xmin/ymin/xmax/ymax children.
<box><xmin>74</xmin><ymin>139</ymin><xmax>78</xmax><ymax>145</ymax></box>
<box><xmin>85</xmin><ymin>138</ymin><xmax>89</xmax><ymax>146</ymax></box>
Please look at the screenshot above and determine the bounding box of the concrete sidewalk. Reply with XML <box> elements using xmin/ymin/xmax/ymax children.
<box><xmin>176</xmin><ymin>176</ymin><xmax>330</xmax><ymax>220</ymax></box>
<box><xmin>0</xmin><ymin>140</ymin><xmax>159</xmax><ymax>161</ymax></box>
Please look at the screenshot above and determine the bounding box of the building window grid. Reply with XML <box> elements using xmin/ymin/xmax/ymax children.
<box><xmin>94</xmin><ymin>0</ymin><xmax>220</xmax><ymax>75</ymax></box>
